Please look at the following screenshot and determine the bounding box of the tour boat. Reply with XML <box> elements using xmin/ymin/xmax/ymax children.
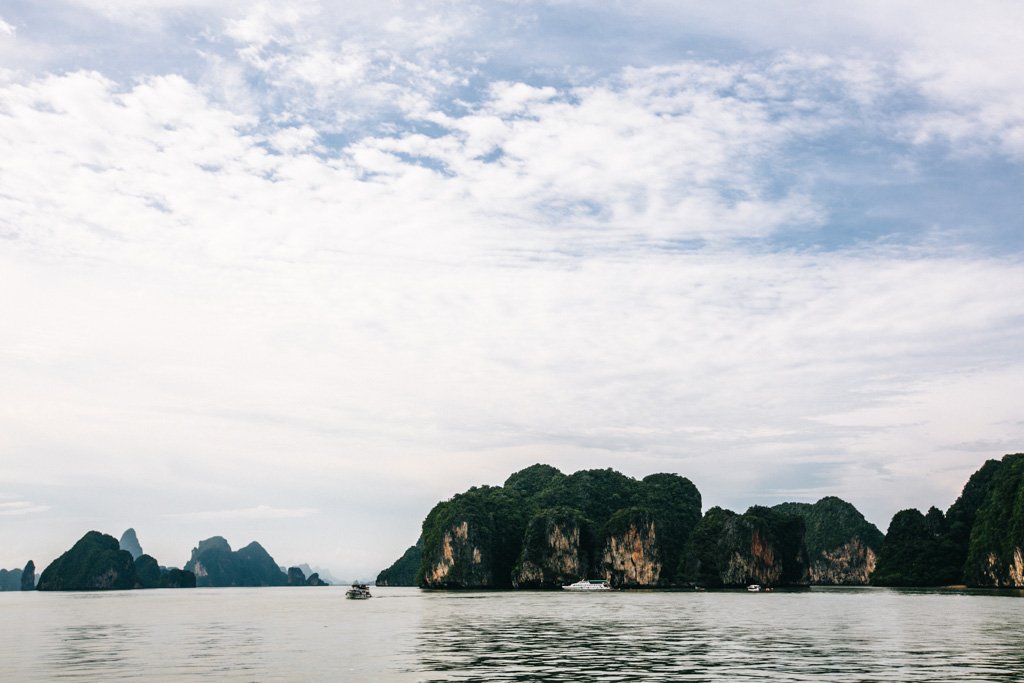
<box><xmin>747</xmin><ymin>584</ymin><xmax>762</xmax><ymax>592</ymax></box>
<box><xmin>562</xmin><ymin>579</ymin><xmax>612</xmax><ymax>591</ymax></box>
<box><xmin>345</xmin><ymin>583</ymin><xmax>372</xmax><ymax>599</ymax></box>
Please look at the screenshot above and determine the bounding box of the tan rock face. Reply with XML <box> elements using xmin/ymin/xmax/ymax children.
<box><xmin>425</xmin><ymin>521</ymin><xmax>490</xmax><ymax>587</ymax></box>
<box><xmin>807</xmin><ymin>537</ymin><xmax>877</xmax><ymax>585</ymax></box>
<box><xmin>600</xmin><ymin>520</ymin><xmax>661</xmax><ymax>587</ymax></box>
<box><xmin>511</xmin><ymin>519</ymin><xmax>584</xmax><ymax>588</ymax></box>
<box><xmin>982</xmin><ymin>547</ymin><xmax>1024</xmax><ymax>587</ymax></box>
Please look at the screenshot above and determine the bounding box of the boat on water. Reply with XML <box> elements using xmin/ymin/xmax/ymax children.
<box><xmin>747</xmin><ymin>584</ymin><xmax>762</xmax><ymax>592</ymax></box>
<box><xmin>562</xmin><ymin>579</ymin><xmax>612</xmax><ymax>591</ymax></box>
<box><xmin>345</xmin><ymin>583</ymin><xmax>372</xmax><ymax>599</ymax></box>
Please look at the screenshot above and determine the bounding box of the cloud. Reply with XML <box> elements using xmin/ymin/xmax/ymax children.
<box><xmin>0</xmin><ymin>500</ymin><xmax>51</xmax><ymax>516</ymax></box>
<box><xmin>2</xmin><ymin>1</ymin><xmax>1024</xmax><ymax>574</ymax></box>
<box><xmin>165</xmin><ymin>505</ymin><xmax>318</xmax><ymax>521</ymax></box>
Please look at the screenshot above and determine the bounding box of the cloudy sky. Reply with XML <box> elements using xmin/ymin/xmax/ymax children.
<box><xmin>1</xmin><ymin>1</ymin><xmax>1023</xmax><ymax>578</ymax></box>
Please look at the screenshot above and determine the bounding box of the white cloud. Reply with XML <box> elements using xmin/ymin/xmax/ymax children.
<box><xmin>165</xmin><ymin>505</ymin><xmax>318</xmax><ymax>520</ymax></box>
<box><xmin>2</xmin><ymin>1</ymin><xmax>1024</xmax><ymax>574</ymax></box>
<box><xmin>0</xmin><ymin>500</ymin><xmax>50</xmax><ymax>516</ymax></box>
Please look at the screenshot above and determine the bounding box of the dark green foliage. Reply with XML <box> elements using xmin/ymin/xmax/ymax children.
<box><xmin>681</xmin><ymin>507</ymin><xmax>737</xmax><ymax>588</ymax></box>
<box><xmin>871</xmin><ymin>508</ymin><xmax>960</xmax><ymax>586</ymax></box>
<box><xmin>946</xmin><ymin>458</ymin><xmax>1003</xmax><ymax>578</ymax></box>
<box><xmin>37</xmin><ymin>531</ymin><xmax>138</xmax><ymax>591</ymax></box>
<box><xmin>418</xmin><ymin>485</ymin><xmax>529</xmax><ymax>587</ymax></box>
<box><xmin>639</xmin><ymin>473</ymin><xmax>702</xmax><ymax>583</ymax></box>
<box><xmin>681</xmin><ymin>506</ymin><xmax>807</xmax><ymax>587</ymax></box>
<box><xmin>135</xmin><ymin>554</ymin><xmax>161</xmax><ymax>589</ymax></box>
<box><xmin>410</xmin><ymin>465</ymin><xmax>704</xmax><ymax>588</ymax></box>
<box><xmin>744</xmin><ymin>506</ymin><xmax>808</xmax><ymax>585</ymax></box>
<box><xmin>376</xmin><ymin>540</ymin><xmax>422</xmax><ymax>586</ymax></box>
<box><xmin>159</xmin><ymin>568</ymin><xmax>196</xmax><ymax>588</ymax></box>
<box><xmin>503</xmin><ymin>464</ymin><xmax>565</xmax><ymax>499</ymax></box>
<box><xmin>184</xmin><ymin>537</ymin><xmax>288</xmax><ymax>587</ymax></box>
<box><xmin>533</xmin><ymin>468</ymin><xmax>642</xmax><ymax>529</ymax></box>
<box><xmin>964</xmin><ymin>453</ymin><xmax>1024</xmax><ymax>586</ymax></box>
<box><xmin>513</xmin><ymin>506</ymin><xmax>595</xmax><ymax>588</ymax></box>
<box><xmin>774</xmin><ymin>497</ymin><xmax>883</xmax><ymax>560</ymax></box>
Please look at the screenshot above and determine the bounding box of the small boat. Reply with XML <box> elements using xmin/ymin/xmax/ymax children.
<box><xmin>562</xmin><ymin>579</ymin><xmax>612</xmax><ymax>591</ymax></box>
<box><xmin>747</xmin><ymin>584</ymin><xmax>762</xmax><ymax>592</ymax></box>
<box><xmin>345</xmin><ymin>583</ymin><xmax>372</xmax><ymax>599</ymax></box>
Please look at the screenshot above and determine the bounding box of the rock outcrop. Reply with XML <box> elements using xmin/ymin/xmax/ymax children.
<box><xmin>963</xmin><ymin>453</ymin><xmax>1024</xmax><ymax>587</ymax></box>
<box><xmin>21</xmin><ymin>560</ymin><xmax>35</xmax><ymax>590</ymax></box>
<box><xmin>135</xmin><ymin>554</ymin><xmax>161</xmax><ymax>588</ymax></box>
<box><xmin>599</xmin><ymin>509</ymin><xmax>661</xmax><ymax>587</ymax></box>
<box><xmin>119</xmin><ymin>528</ymin><xmax>144</xmax><ymax>560</ymax></box>
<box><xmin>37</xmin><ymin>531</ymin><xmax>138</xmax><ymax>591</ymax></box>
<box><xmin>512</xmin><ymin>508</ymin><xmax>592</xmax><ymax>588</ymax></box>
<box><xmin>684</xmin><ymin>506</ymin><xmax>807</xmax><ymax>588</ymax></box>
<box><xmin>405</xmin><ymin>465</ymin><xmax>701</xmax><ymax>589</ymax></box>
<box><xmin>184</xmin><ymin>536</ymin><xmax>288</xmax><ymax>587</ymax></box>
<box><xmin>773</xmin><ymin>497</ymin><xmax>883</xmax><ymax>585</ymax></box>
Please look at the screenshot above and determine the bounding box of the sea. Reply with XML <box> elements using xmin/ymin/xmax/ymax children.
<box><xmin>2</xmin><ymin>586</ymin><xmax>1023</xmax><ymax>682</ymax></box>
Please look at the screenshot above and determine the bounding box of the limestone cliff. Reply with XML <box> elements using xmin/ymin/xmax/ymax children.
<box><xmin>964</xmin><ymin>454</ymin><xmax>1024</xmax><ymax>587</ymax></box>
<box><xmin>512</xmin><ymin>508</ymin><xmax>592</xmax><ymax>588</ymax></box>
<box><xmin>685</xmin><ymin>506</ymin><xmax>808</xmax><ymax>588</ymax></box>
<box><xmin>599</xmin><ymin>509</ymin><xmax>662</xmax><ymax>587</ymax></box>
<box><xmin>421</xmin><ymin>520</ymin><xmax>494</xmax><ymax>588</ymax></box>
<box><xmin>774</xmin><ymin>498</ymin><xmax>883</xmax><ymax>585</ymax></box>
<box><xmin>807</xmin><ymin>538</ymin><xmax>877</xmax><ymax>584</ymax></box>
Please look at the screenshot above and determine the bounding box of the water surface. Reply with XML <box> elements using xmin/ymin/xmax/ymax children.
<box><xmin>3</xmin><ymin>586</ymin><xmax>1023</xmax><ymax>681</ymax></box>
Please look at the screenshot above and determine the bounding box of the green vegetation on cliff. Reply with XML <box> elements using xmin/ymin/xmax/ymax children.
<box><xmin>412</xmin><ymin>464</ymin><xmax>702</xmax><ymax>588</ymax></box>
<box><xmin>38</xmin><ymin>531</ymin><xmax>138</xmax><ymax>591</ymax></box>
<box><xmin>376</xmin><ymin>541</ymin><xmax>422</xmax><ymax>586</ymax></box>
<box><xmin>870</xmin><ymin>508</ymin><xmax>960</xmax><ymax>586</ymax></box>
<box><xmin>964</xmin><ymin>453</ymin><xmax>1024</xmax><ymax>586</ymax></box>
<box><xmin>773</xmin><ymin>497</ymin><xmax>883</xmax><ymax>585</ymax></box>
<box><xmin>683</xmin><ymin>506</ymin><xmax>807</xmax><ymax>588</ymax></box>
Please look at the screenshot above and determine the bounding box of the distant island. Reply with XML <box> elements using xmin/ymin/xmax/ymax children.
<box><xmin>377</xmin><ymin>453</ymin><xmax>1024</xmax><ymax>589</ymax></box>
<box><xmin>32</xmin><ymin>529</ymin><xmax>328</xmax><ymax>591</ymax></box>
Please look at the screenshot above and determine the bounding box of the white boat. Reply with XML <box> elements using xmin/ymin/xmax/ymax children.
<box><xmin>747</xmin><ymin>584</ymin><xmax>762</xmax><ymax>592</ymax></box>
<box><xmin>345</xmin><ymin>583</ymin><xmax>372</xmax><ymax>599</ymax></box>
<box><xmin>562</xmin><ymin>579</ymin><xmax>612</xmax><ymax>591</ymax></box>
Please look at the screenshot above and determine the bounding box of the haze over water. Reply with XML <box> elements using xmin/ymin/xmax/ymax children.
<box><xmin>4</xmin><ymin>587</ymin><xmax>1024</xmax><ymax>682</ymax></box>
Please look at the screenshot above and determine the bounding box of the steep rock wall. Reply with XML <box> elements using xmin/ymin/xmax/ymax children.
<box><xmin>808</xmin><ymin>537</ymin><xmax>877</xmax><ymax>585</ymax></box>
<box><xmin>422</xmin><ymin>521</ymin><xmax>492</xmax><ymax>588</ymax></box>
<box><xmin>600</xmin><ymin>518</ymin><xmax>661</xmax><ymax>587</ymax></box>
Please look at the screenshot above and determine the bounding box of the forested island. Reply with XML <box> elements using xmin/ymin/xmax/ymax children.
<box><xmin>378</xmin><ymin>453</ymin><xmax>1024</xmax><ymax>589</ymax></box>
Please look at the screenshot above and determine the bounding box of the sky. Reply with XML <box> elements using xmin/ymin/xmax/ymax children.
<box><xmin>1</xmin><ymin>1</ymin><xmax>1023</xmax><ymax>579</ymax></box>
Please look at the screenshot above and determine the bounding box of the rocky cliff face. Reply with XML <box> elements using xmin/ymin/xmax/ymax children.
<box><xmin>685</xmin><ymin>506</ymin><xmax>807</xmax><ymax>588</ymax></box>
<box><xmin>807</xmin><ymin>537</ymin><xmax>877</xmax><ymax>585</ymax></box>
<box><xmin>422</xmin><ymin>520</ymin><xmax>493</xmax><ymax>588</ymax></box>
<box><xmin>964</xmin><ymin>454</ymin><xmax>1024</xmax><ymax>587</ymax></box>
<box><xmin>599</xmin><ymin>514</ymin><xmax>662</xmax><ymax>587</ymax></box>
<box><xmin>513</xmin><ymin>510</ymin><xmax>590</xmax><ymax>588</ymax></box>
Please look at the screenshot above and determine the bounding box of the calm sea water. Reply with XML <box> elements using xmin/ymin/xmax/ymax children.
<box><xmin>2</xmin><ymin>586</ymin><xmax>1024</xmax><ymax>682</ymax></box>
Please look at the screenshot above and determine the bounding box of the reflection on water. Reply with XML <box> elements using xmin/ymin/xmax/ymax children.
<box><xmin>413</xmin><ymin>589</ymin><xmax>1024</xmax><ymax>682</ymax></box>
<box><xmin>3</xmin><ymin>587</ymin><xmax>1024</xmax><ymax>682</ymax></box>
